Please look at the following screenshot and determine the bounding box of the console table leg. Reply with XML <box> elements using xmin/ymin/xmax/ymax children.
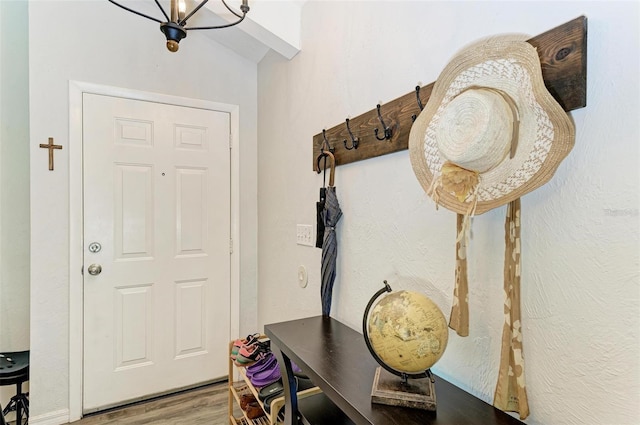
<box><xmin>272</xmin><ymin>343</ymin><xmax>299</xmax><ymax>425</ymax></box>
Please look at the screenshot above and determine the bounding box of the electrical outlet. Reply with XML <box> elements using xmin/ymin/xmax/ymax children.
<box><xmin>296</xmin><ymin>224</ymin><xmax>314</xmax><ymax>246</ymax></box>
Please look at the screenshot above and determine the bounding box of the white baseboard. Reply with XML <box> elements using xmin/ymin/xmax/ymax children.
<box><xmin>29</xmin><ymin>409</ymin><xmax>70</xmax><ymax>425</ymax></box>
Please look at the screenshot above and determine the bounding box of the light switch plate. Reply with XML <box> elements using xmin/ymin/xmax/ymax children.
<box><xmin>296</xmin><ymin>224</ymin><xmax>314</xmax><ymax>246</ymax></box>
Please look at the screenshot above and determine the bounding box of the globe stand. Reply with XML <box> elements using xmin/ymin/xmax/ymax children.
<box><xmin>371</xmin><ymin>367</ymin><xmax>437</xmax><ymax>411</ymax></box>
<box><xmin>363</xmin><ymin>281</ymin><xmax>447</xmax><ymax>412</ymax></box>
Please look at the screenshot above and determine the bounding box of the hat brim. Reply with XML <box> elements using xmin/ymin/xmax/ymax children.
<box><xmin>409</xmin><ymin>35</ymin><xmax>575</xmax><ymax>215</ymax></box>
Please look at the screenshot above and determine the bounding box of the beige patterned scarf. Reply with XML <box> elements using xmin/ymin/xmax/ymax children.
<box><xmin>449</xmin><ymin>199</ymin><xmax>529</xmax><ymax>419</ymax></box>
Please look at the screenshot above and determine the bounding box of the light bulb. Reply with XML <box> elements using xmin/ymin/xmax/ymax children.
<box><xmin>178</xmin><ymin>0</ymin><xmax>186</xmax><ymax>21</ymax></box>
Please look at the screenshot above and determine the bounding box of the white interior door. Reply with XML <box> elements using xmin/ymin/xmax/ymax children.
<box><xmin>82</xmin><ymin>93</ymin><xmax>231</xmax><ymax>412</ymax></box>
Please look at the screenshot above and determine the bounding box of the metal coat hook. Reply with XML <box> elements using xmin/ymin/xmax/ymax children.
<box><xmin>374</xmin><ymin>104</ymin><xmax>392</xmax><ymax>141</ymax></box>
<box><xmin>411</xmin><ymin>85</ymin><xmax>425</xmax><ymax>122</ymax></box>
<box><xmin>321</xmin><ymin>129</ymin><xmax>335</xmax><ymax>153</ymax></box>
<box><xmin>317</xmin><ymin>129</ymin><xmax>335</xmax><ymax>175</ymax></box>
<box><xmin>343</xmin><ymin>118</ymin><xmax>359</xmax><ymax>150</ymax></box>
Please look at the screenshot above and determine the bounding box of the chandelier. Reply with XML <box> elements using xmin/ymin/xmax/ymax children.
<box><xmin>108</xmin><ymin>0</ymin><xmax>250</xmax><ymax>52</ymax></box>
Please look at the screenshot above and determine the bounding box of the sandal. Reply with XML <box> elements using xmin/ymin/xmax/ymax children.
<box><xmin>230</xmin><ymin>333</ymin><xmax>261</xmax><ymax>360</ymax></box>
<box><xmin>235</xmin><ymin>341</ymin><xmax>271</xmax><ymax>367</ymax></box>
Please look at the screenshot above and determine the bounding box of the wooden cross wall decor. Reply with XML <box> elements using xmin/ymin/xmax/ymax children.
<box><xmin>39</xmin><ymin>137</ymin><xmax>63</xmax><ymax>171</ymax></box>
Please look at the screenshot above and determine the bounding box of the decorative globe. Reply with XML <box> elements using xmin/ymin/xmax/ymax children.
<box><xmin>364</xmin><ymin>283</ymin><xmax>448</xmax><ymax>376</ymax></box>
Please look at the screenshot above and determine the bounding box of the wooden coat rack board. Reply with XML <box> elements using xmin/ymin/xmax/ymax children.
<box><xmin>312</xmin><ymin>15</ymin><xmax>587</xmax><ymax>172</ymax></box>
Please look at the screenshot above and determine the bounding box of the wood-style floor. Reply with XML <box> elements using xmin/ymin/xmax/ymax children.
<box><xmin>67</xmin><ymin>382</ymin><xmax>238</xmax><ymax>425</ymax></box>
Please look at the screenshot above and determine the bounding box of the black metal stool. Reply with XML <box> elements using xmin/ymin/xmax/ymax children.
<box><xmin>0</xmin><ymin>351</ymin><xmax>29</xmax><ymax>425</ymax></box>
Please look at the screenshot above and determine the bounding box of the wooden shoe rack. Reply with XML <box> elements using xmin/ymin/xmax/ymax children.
<box><xmin>228</xmin><ymin>338</ymin><xmax>321</xmax><ymax>425</ymax></box>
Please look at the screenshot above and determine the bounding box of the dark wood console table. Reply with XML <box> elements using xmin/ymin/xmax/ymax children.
<box><xmin>265</xmin><ymin>316</ymin><xmax>524</xmax><ymax>425</ymax></box>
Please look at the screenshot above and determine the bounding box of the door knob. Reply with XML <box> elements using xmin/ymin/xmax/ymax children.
<box><xmin>87</xmin><ymin>264</ymin><xmax>102</xmax><ymax>276</ymax></box>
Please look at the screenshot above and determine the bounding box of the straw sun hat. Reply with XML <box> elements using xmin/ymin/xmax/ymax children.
<box><xmin>409</xmin><ymin>35</ymin><xmax>575</xmax><ymax>216</ymax></box>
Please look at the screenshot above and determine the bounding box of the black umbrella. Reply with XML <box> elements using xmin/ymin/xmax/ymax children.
<box><xmin>315</xmin><ymin>151</ymin><xmax>334</xmax><ymax>247</ymax></box>
<box><xmin>315</xmin><ymin>188</ymin><xmax>325</xmax><ymax>248</ymax></box>
<box><xmin>316</xmin><ymin>151</ymin><xmax>342</xmax><ymax>317</ymax></box>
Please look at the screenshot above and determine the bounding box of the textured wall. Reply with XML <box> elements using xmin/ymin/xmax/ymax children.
<box><xmin>28</xmin><ymin>1</ymin><xmax>258</xmax><ymax>421</ymax></box>
<box><xmin>0</xmin><ymin>0</ymin><xmax>31</xmax><ymax>413</ymax></box>
<box><xmin>0</xmin><ymin>0</ymin><xmax>30</xmax><ymax>350</ymax></box>
<box><xmin>257</xmin><ymin>2</ymin><xmax>639</xmax><ymax>424</ymax></box>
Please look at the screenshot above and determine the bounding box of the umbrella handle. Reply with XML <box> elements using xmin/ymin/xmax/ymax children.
<box><xmin>316</xmin><ymin>150</ymin><xmax>336</xmax><ymax>187</ymax></box>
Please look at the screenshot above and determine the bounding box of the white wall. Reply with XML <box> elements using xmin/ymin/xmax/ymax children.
<box><xmin>247</xmin><ymin>0</ymin><xmax>302</xmax><ymax>50</ymax></box>
<box><xmin>28</xmin><ymin>1</ymin><xmax>258</xmax><ymax>421</ymax></box>
<box><xmin>0</xmin><ymin>0</ymin><xmax>31</xmax><ymax>415</ymax></box>
<box><xmin>257</xmin><ymin>2</ymin><xmax>639</xmax><ymax>424</ymax></box>
<box><xmin>0</xmin><ymin>0</ymin><xmax>30</xmax><ymax>352</ymax></box>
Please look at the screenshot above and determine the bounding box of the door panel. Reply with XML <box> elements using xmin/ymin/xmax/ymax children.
<box><xmin>175</xmin><ymin>280</ymin><xmax>207</xmax><ymax>357</ymax></box>
<box><xmin>82</xmin><ymin>93</ymin><xmax>231</xmax><ymax>412</ymax></box>
<box><xmin>114</xmin><ymin>284</ymin><xmax>154</xmax><ymax>370</ymax></box>
<box><xmin>115</xmin><ymin>164</ymin><xmax>154</xmax><ymax>258</ymax></box>
<box><xmin>176</xmin><ymin>168</ymin><xmax>207</xmax><ymax>254</ymax></box>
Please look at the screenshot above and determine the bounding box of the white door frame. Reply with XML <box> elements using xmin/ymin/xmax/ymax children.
<box><xmin>68</xmin><ymin>81</ymin><xmax>241</xmax><ymax>422</ymax></box>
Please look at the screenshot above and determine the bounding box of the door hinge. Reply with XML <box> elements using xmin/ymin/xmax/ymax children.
<box><xmin>229</xmin><ymin>133</ymin><xmax>233</xmax><ymax>150</ymax></box>
<box><xmin>229</xmin><ymin>238</ymin><xmax>233</xmax><ymax>254</ymax></box>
